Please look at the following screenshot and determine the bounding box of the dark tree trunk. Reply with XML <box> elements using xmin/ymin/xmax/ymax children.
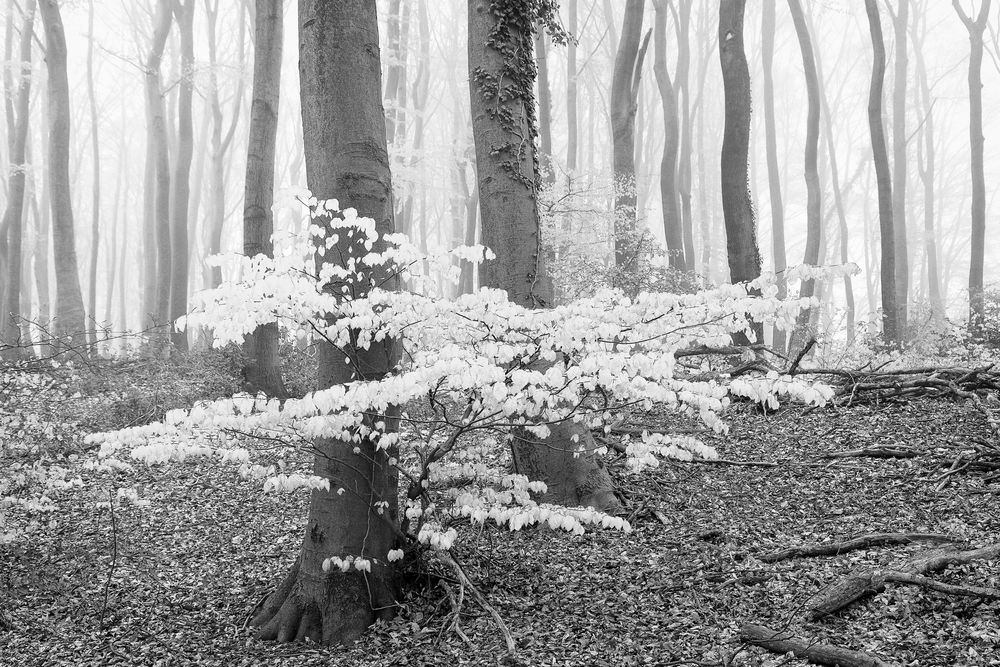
<box><xmin>952</xmin><ymin>0</ymin><xmax>990</xmax><ymax>336</ymax></box>
<box><xmin>652</xmin><ymin>0</ymin><xmax>684</xmax><ymax>270</ymax></box>
<box><xmin>39</xmin><ymin>0</ymin><xmax>86</xmax><ymax>345</ymax></box>
<box><xmin>145</xmin><ymin>0</ymin><xmax>172</xmax><ymax>330</ymax></box>
<box><xmin>718</xmin><ymin>0</ymin><xmax>761</xmax><ymax>290</ymax></box>
<box><xmin>787</xmin><ymin>0</ymin><xmax>821</xmax><ymax>349</ymax></box>
<box><xmin>250</xmin><ymin>0</ymin><xmax>402</xmax><ymax>645</ymax></box>
<box><xmin>168</xmin><ymin>0</ymin><xmax>195</xmax><ymax>351</ymax></box>
<box><xmin>0</xmin><ymin>0</ymin><xmax>35</xmax><ymax>359</ymax></box>
<box><xmin>610</xmin><ymin>0</ymin><xmax>651</xmax><ymax>272</ymax></box>
<box><xmin>864</xmin><ymin>0</ymin><xmax>899</xmax><ymax>345</ymax></box>
<box><xmin>469</xmin><ymin>0</ymin><xmax>620</xmax><ymax>512</ymax></box>
<box><xmin>890</xmin><ymin>0</ymin><xmax>909</xmax><ymax>335</ymax></box>
<box><xmin>242</xmin><ymin>0</ymin><xmax>288</xmax><ymax>398</ymax></box>
<box><xmin>761</xmin><ymin>0</ymin><xmax>786</xmax><ymax>352</ymax></box>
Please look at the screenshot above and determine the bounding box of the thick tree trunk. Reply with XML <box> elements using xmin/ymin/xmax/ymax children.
<box><xmin>787</xmin><ymin>0</ymin><xmax>821</xmax><ymax>349</ymax></box>
<box><xmin>864</xmin><ymin>0</ymin><xmax>899</xmax><ymax>345</ymax></box>
<box><xmin>145</xmin><ymin>0</ymin><xmax>172</xmax><ymax>331</ymax></box>
<box><xmin>890</xmin><ymin>0</ymin><xmax>909</xmax><ymax>336</ymax></box>
<box><xmin>250</xmin><ymin>0</ymin><xmax>402</xmax><ymax>645</ymax></box>
<box><xmin>469</xmin><ymin>0</ymin><xmax>620</xmax><ymax>512</ymax></box>
<box><xmin>610</xmin><ymin>0</ymin><xmax>650</xmax><ymax>272</ymax></box>
<box><xmin>760</xmin><ymin>0</ymin><xmax>786</xmax><ymax>352</ymax></box>
<box><xmin>0</xmin><ymin>0</ymin><xmax>35</xmax><ymax>359</ymax></box>
<box><xmin>39</xmin><ymin>0</ymin><xmax>86</xmax><ymax>345</ymax></box>
<box><xmin>242</xmin><ymin>0</ymin><xmax>287</xmax><ymax>399</ymax></box>
<box><xmin>718</xmin><ymin>1</ymin><xmax>761</xmax><ymax>291</ymax></box>
<box><xmin>168</xmin><ymin>0</ymin><xmax>195</xmax><ymax>351</ymax></box>
<box><xmin>652</xmin><ymin>0</ymin><xmax>684</xmax><ymax>270</ymax></box>
<box><xmin>952</xmin><ymin>0</ymin><xmax>990</xmax><ymax>336</ymax></box>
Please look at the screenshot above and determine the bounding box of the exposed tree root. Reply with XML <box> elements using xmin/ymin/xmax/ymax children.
<box><xmin>822</xmin><ymin>446</ymin><xmax>919</xmax><ymax>459</ymax></box>
<box><xmin>438</xmin><ymin>551</ymin><xmax>517</xmax><ymax>656</ymax></box>
<box><xmin>760</xmin><ymin>532</ymin><xmax>958</xmax><ymax>563</ymax></box>
<box><xmin>808</xmin><ymin>542</ymin><xmax>1000</xmax><ymax>620</ymax></box>
<box><xmin>740</xmin><ymin>623</ymin><xmax>892</xmax><ymax>667</ymax></box>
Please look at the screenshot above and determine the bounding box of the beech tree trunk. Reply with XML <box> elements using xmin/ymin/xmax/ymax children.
<box><xmin>760</xmin><ymin>0</ymin><xmax>786</xmax><ymax>352</ymax></box>
<box><xmin>566</xmin><ymin>0</ymin><xmax>578</xmax><ymax>181</ymax></box>
<box><xmin>85</xmin><ymin>0</ymin><xmax>100</xmax><ymax>344</ymax></box>
<box><xmin>952</xmin><ymin>0</ymin><xmax>990</xmax><ymax>336</ymax></box>
<box><xmin>912</xmin><ymin>15</ymin><xmax>942</xmax><ymax>317</ymax></box>
<box><xmin>787</xmin><ymin>0</ymin><xmax>821</xmax><ymax>349</ymax></box>
<box><xmin>168</xmin><ymin>0</ymin><xmax>195</xmax><ymax>351</ymax></box>
<box><xmin>251</xmin><ymin>0</ymin><xmax>402</xmax><ymax>645</ymax></box>
<box><xmin>610</xmin><ymin>0</ymin><xmax>650</xmax><ymax>272</ymax></box>
<box><xmin>864</xmin><ymin>0</ymin><xmax>899</xmax><ymax>345</ymax></box>
<box><xmin>890</xmin><ymin>0</ymin><xmax>909</xmax><ymax>336</ymax></box>
<box><xmin>145</xmin><ymin>0</ymin><xmax>172</xmax><ymax>330</ymax></box>
<box><xmin>674</xmin><ymin>0</ymin><xmax>696</xmax><ymax>272</ymax></box>
<box><xmin>652</xmin><ymin>0</ymin><xmax>684</xmax><ymax>270</ymax></box>
<box><xmin>718</xmin><ymin>0</ymin><xmax>761</xmax><ymax>289</ymax></box>
<box><xmin>39</xmin><ymin>0</ymin><xmax>86</xmax><ymax>345</ymax></box>
<box><xmin>0</xmin><ymin>0</ymin><xmax>35</xmax><ymax>359</ymax></box>
<box><xmin>241</xmin><ymin>0</ymin><xmax>287</xmax><ymax>397</ymax></box>
<box><xmin>469</xmin><ymin>0</ymin><xmax>620</xmax><ymax>513</ymax></box>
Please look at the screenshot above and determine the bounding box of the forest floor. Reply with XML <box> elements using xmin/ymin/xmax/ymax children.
<box><xmin>2</xmin><ymin>356</ymin><xmax>999</xmax><ymax>666</ymax></box>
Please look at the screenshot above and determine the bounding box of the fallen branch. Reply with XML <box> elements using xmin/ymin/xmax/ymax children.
<box><xmin>760</xmin><ymin>532</ymin><xmax>958</xmax><ymax>564</ymax></box>
<box><xmin>689</xmin><ymin>458</ymin><xmax>780</xmax><ymax>468</ymax></box>
<box><xmin>823</xmin><ymin>447</ymin><xmax>919</xmax><ymax>460</ymax></box>
<box><xmin>808</xmin><ymin>542</ymin><xmax>1000</xmax><ymax>619</ymax></box>
<box><xmin>740</xmin><ymin>624</ymin><xmax>892</xmax><ymax>667</ymax></box>
<box><xmin>880</xmin><ymin>570</ymin><xmax>1000</xmax><ymax>600</ymax></box>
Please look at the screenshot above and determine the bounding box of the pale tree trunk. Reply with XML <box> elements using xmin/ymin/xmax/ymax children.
<box><xmin>469</xmin><ymin>0</ymin><xmax>620</xmax><ymax>513</ymax></box>
<box><xmin>251</xmin><ymin>0</ymin><xmax>401</xmax><ymax>644</ymax></box>
<box><xmin>787</xmin><ymin>0</ymin><xmax>821</xmax><ymax>351</ymax></box>
<box><xmin>0</xmin><ymin>0</ymin><xmax>36</xmax><ymax>359</ymax></box>
<box><xmin>890</xmin><ymin>0</ymin><xmax>909</xmax><ymax>336</ymax></box>
<box><xmin>534</xmin><ymin>26</ymin><xmax>554</xmax><ymax>186</ymax></box>
<box><xmin>718</xmin><ymin>0</ymin><xmax>761</xmax><ymax>294</ymax></box>
<box><xmin>953</xmin><ymin>0</ymin><xmax>990</xmax><ymax>336</ymax></box>
<box><xmin>39</xmin><ymin>0</ymin><xmax>86</xmax><ymax>346</ymax></box>
<box><xmin>242</xmin><ymin>0</ymin><xmax>287</xmax><ymax>399</ymax></box>
<box><xmin>34</xmin><ymin>152</ymin><xmax>51</xmax><ymax>341</ymax></box>
<box><xmin>104</xmin><ymin>144</ymin><xmax>124</xmax><ymax>329</ymax></box>
<box><xmin>674</xmin><ymin>0</ymin><xmax>696</xmax><ymax>272</ymax></box>
<box><xmin>168</xmin><ymin>0</ymin><xmax>195</xmax><ymax>351</ymax></box>
<box><xmin>145</xmin><ymin>0</ymin><xmax>172</xmax><ymax>330</ymax></box>
<box><xmin>808</xmin><ymin>8</ymin><xmax>857</xmax><ymax>343</ymax></box>
<box><xmin>86</xmin><ymin>0</ymin><xmax>100</xmax><ymax>344</ymax></box>
<box><xmin>566</xmin><ymin>0</ymin><xmax>577</xmax><ymax>182</ymax></box>
<box><xmin>205</xmin><ymin>0</ymin><xmax>245</xmax><ymax>290</ymax></box>
<box><xmin>383</xmin><ymin>0</ymin><xmax>403</xmax><ymax>145</ymax></box>
<box><xmin>652</xmin><ymin>0</ymin><xmax>684</xmax><ymax>270</ymax></box>
<box><xmin>610</xmin><ymin>0</ymin><xmax>651</xmax><ymax>272</ymax></box>
<box><xmin>864</xmin><ymin>0</ymin><xmax>899</xmax><ymax>345</ymax></box>
<box><xmin>397</xmin><ymin>0</ymin><xmax>428</xmax><ymax>239</ymax></box>
<box><xmin>912</xmin><ymin>11</ymin><xmax>942</xmax><ymax>318</ymax></box>
<box><xmin>761</xmin><ymin>0</ymin><xmax>786</xmax><ymax>352</ymax></box>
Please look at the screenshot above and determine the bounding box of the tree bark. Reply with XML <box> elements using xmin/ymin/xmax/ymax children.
<box><xmin>85</xmin><ymin>0</ymin><xmax>100</xmax><ymax>345</ymax></box>
<box><xmin>38</xmin><ymin>0</ymin><xmax>86</xmax><ymax>345</ymax></box>
<box><xmin>145</xmin><ymin>0</ymin><xmax>173</xmax><ymax>330</ymax></box>
<box><xmin>168</xmin><ymin>0</ymin><xmax>195</xmax><ymax>351</ymax></box>
<box><xmin>565</xmin><ymin>0</ymin><xmax>578</xmax><ymax>181</ymax></box>
<box><xmin>952</xmin><ymin>0</ymin><xmax>990</xmax><ymax>336</ymax></box>
<box><xmin>760</xmin><ymin>0</ymin><xmax>786</xmax><ymax>352</ymax></box>
<box><xmin>673</xmin><ymin>0</ymin><xmax>696</xmax><ymax>272</ymax></box>
<box><xmin>890</xmin><ymin>0</ymin><xmax>909</xmax><ymax>336</ymax></box>
<box><xmin>242</xmin><ymin>0</ymin><xmax>287</xmax><ymax>398</ymax></box>
<box><xmin>469</xmin><ymin>0</ymin><xmax>620</xmax><ymax>512</ymax></box>
<box><xmin>610</xmin><ymin>0</ymin><xmax>650</xmax><ymax>272</ymax></box>
<box><xmin>741</xmin><ymin>624</ymin><xmax>891</xmax><ymax>667</ymax></box>
<box><xmin>912</xmin><ymin>14</ymin><xmax>942</xmax><ymax>318</ymax></box>
<box><xmin>0</xmin><ymin>0</ymin><xmax>35</xmax><ymax>359</ymax></box>
<box><xmin>787</xmin><ymin>0</ymin><xmax>821</xmax><ymax>350</ymax></box>
<box><xmin>718</xmin><ymin>1</ymin><xmax>761</xmax><ymax>294</ymax></box>
<box><xmin>251</xmin><ymin>0</ymin><xmax>402</xmax><ymax>645</ymax></box>
<box><xmin>864</xmin><ymin>0</ymin><xmax>899</xmax><ymax>345</ymax></box>
<box><xmin>652</xmin><ymin>0</ymin><xmax>684</xmax><ymax>270</ymax></box>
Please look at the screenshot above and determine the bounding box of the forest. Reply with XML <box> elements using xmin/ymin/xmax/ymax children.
<box><xmin>2</xmin><ymin>0</ymin><xmax>1000</xmax><ymax>665</ymax></box>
